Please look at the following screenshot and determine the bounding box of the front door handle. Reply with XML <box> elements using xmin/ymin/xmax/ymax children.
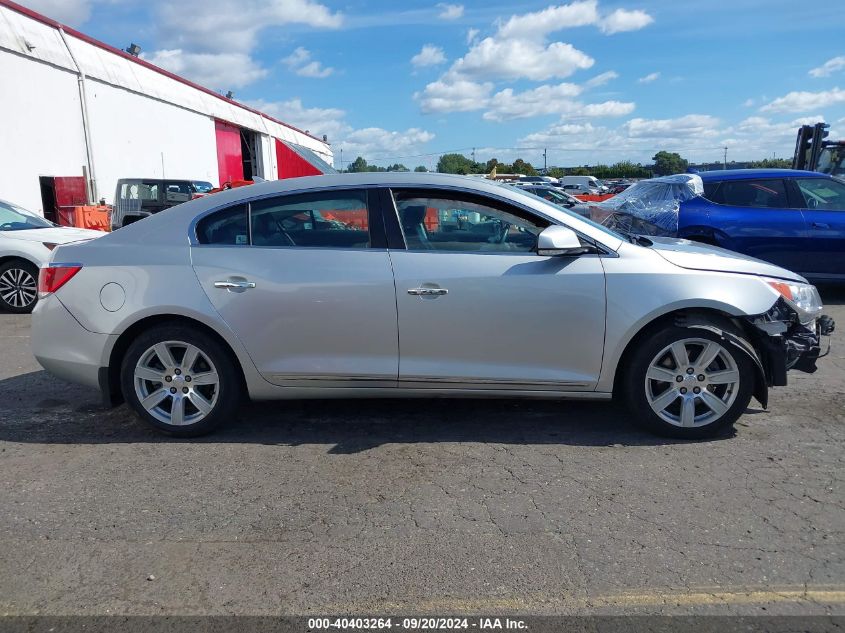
<box><xmin>812</xmin><ymin>222</ymin><xmax>830</xmax><ymax>230</ymax></box>
<box><xmin>408</xmin><ymin>287</ymin><xmax>448</xmax><ymax>296</ymax></box>
<box><xmin>214</xmin><ymin>279</ymin><xmax>256</xmax><ymax>290</ymax></box>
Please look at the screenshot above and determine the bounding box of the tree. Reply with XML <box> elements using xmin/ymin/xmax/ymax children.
<box><xmin>511</xmin><ymin>158</ymin><xmax>537</xmax><ymax>176</ymax></box>
<box><xmin>386</xmin><ymin>163</ymin><xmax>409</xmax><ymax>172</ymax></box>
<box><xmin>348</xmin><ymin>156</ymin><xmax>369</xmax><ymax>173</ymax></box>
<box><xmin>652</xmin><ymin>151</ymin><xmax>689</xmax><ymax>176</ymax></box>
<box><xmin>414</xmin><ymin>165</ymin><xmax>428</xmax><ymax>172</ymax></box>
<box><xmin>747</xmin><ymin>158</ymin><xmax>791</xmax><ymax>169</ymax></box>
<box><xmin>437</xmin><ymin>153</ymin><xmax>476</xmax><ymax>174</ymax></box>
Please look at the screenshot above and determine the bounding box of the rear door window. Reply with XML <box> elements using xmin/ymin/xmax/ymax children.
<box><xmin>250</xmin><ymin>191</ymin><xmax>371</xmax><ymax>249</ymax></box>
<box><xmin>717</xmin><ymin>179</ymin><xmax>788</xmax><ymax>209</ymax></box>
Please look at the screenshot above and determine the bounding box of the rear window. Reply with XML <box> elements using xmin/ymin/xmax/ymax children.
<box><xmin>196</xmin><ymin>204</ymin><xmax>248</xmax><ymax>245</ymax></box>
<box><xmin>707</xmin><ymin>179</ymin><xmax>788</xmax><ymax>209</ymax></box>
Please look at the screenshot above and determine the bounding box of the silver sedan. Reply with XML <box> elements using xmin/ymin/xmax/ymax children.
<box><xmin>31</xmin><ymin>173</ymin><xmax>833</xmax><ymax>438</ymax></box>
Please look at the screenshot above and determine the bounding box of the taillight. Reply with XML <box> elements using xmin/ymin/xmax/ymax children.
<box><xmin>38</xmin><ymin>265</ymin><xmax>82</xmax><ymax>297</ymax></box>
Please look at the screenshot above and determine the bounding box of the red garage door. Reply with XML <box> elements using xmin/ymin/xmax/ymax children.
<box><xmin>276</xmin><ymin>139</ymin><xmax>322</xmax><ymax>179</ymax></box>
<box><xmin>215</xmin><ymin>120</ymin><xmax>244</xmax><ymax>185</ymax></box>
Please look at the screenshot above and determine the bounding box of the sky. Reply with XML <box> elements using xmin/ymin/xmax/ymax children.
<box><xmin>22</xmin><ymin>0</ymin><xmax>845</xmax><ymax>170</ymax></box>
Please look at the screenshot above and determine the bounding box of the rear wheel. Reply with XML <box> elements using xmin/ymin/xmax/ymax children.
<box><xmin>0</xmin><ymin>260</ymin><xmax>39</xmax><ymax>313</ymax></box>
<box><xmin>120</xmin><ymin>325</ymin><xmax>242</xmax><ymax>437</ymax></box>
<box><xmin>622</xmin><ymin>325</ymin><xmax>754</xmax><ymax>439</ymax></box>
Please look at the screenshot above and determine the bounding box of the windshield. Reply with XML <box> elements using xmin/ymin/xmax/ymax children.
<box><xmin>0</xmin><ymin>200</ymin><xmax>53</xmax><ymax>231</ymax></box>
<box><xmin>505</xmin><ymin>186</ymin><xmax>625</xmax><ymax>242</ymax></box>
<box><xmin>524</xmin><ymin>187</ymin><xmax>576</xmax><ymax>206</ymax></box>
<box><xmin>192</xmin><ymin>181</ymin><xmax>214</xmax><ymax>193</ymax></box>
<box><xmin>817</xmin><ymin>147</ymin><xmax>845</xmax><ymax>177</ymax></box>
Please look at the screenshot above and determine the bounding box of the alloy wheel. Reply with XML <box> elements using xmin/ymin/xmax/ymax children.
<box><xmin>133</xmin><ymin>340</ymin><xmax>220</xmax><ymax>426</ymax></box>
<box><xmin>0</xmin><ymin>267</ymin><xmax>37</xmax><ymax>309</ymax></box>
<box><xmin>644</xmin><ymin>337</ymin><xmax>740</xmax><ymax>428</ymax></box>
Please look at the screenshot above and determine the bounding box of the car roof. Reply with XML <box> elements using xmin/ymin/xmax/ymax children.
<box><xmin>697</xmin><ymin>169</ymin><xmax>827</xmax><ymax>181</ymax></box>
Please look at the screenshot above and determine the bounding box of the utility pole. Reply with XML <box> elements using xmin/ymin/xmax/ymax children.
<box><xmin>723</xmin><ymin>146</ymin><xmax>728</xmax><ymax>170</ymax></box>
<box><xmin>340</xmin><ymin>148</ymin><xmax>343</xmax><ymax>172</ymax></box>
<box><xmin>471</xmin><ymin>147</ymin><xmax>476</xmax><ymax>164</ymax></box>
<box><xmin>543</xmin><ymin>148</ymin><xmax>547</xmax><ymax>174</ymax></box>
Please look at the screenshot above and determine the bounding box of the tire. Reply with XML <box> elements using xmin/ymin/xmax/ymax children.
<box><xmin>622</xmin><ymin>324</ymin><xmax>755</xmax><ymax>439</ymax></box>
<box><xmin>120</xmin><ymin>324</ymin><xmax>242</xmax><ymax>437</ymax></box>
<box><xmin>0</xmin><ymin>259</ymin><xmax>39</xmax><ymax>313</ymax></box>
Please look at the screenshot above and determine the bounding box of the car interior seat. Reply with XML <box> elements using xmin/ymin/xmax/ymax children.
<box><xmin>401</xmin><ymin>205</ymin><xmax>433</xmax><ymax>250</ymax></box>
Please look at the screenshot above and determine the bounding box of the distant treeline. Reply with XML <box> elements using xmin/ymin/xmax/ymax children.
<box><xmin>343</xmin><ymin>152</ymin><xmax>792</xmax><ymax>178</ymax></box>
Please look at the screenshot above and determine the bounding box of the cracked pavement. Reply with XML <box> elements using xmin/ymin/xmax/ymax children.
<box><xmin>0</xmin><ymin>288</ymin><xmax>842</xmax><ymax>616</ymax></box>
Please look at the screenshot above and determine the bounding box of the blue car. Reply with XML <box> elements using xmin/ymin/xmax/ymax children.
<box><xmin>599</xmin><ymin>169</ymin><xmax>845</xmax><ymax>281</ymax></box>
<box><xmin>678</xmin><ymin>169</ymin><xmax>845</xmax><ymax>282</ymax></box>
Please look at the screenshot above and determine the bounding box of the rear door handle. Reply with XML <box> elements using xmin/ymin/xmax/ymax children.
<box><xmin>214</xmin><ymin>280</ymin><xmax>256</xmax><ymax>290</ymax></box>
<box><xmin>408</xmin><ymin>287</ymin><xmax>448</xmax><ymax>296</ymax></box>
<box><xmin>812</xmin><ymin>222</ymin><xmax>830</xmax><ymax>229</ymax></box>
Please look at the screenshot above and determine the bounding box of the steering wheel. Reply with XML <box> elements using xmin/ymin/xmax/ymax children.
<box><xmin>807</xmin><ymin>197</ymin><xmax>819</xmax><ymax>210</ymax></box>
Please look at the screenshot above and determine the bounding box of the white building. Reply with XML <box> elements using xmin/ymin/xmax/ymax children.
<box><xmin>0</xmin><ymin>0</ymin><xmax>334</xmax><ymax>217</ymax></box>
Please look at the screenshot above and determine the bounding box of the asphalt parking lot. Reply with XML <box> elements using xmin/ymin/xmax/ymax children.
<box><xmin>0</xmin><ymin>290</ymin><xmax>843</xmax><ymax>617</ymax></box>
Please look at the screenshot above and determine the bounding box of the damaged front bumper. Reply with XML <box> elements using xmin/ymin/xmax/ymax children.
<box><xmin>746</xmin><ymin>298</ymin><xmax>835</xmax><ymax>387</ymax></box>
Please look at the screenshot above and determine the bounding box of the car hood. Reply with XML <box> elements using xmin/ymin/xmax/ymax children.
<box><xmin>1</xmin><ymin>226</ymin><xmax>104</xmax><ymax>245</ymax></box>
<box><xmin>648</xmin><ymin>236</ymin><xmax>806</xmax><ymax>282</ymax></box>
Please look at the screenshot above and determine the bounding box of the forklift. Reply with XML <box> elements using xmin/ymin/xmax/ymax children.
<box><xmin>793</xmin><ymin>122</ymin><xmax>845</xmax><ymax>176</ymax></box>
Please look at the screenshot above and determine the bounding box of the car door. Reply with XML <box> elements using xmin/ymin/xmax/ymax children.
<box><xmin>703</xmin><ymin>178</ymin><xmax>807</xmax><ymax>272</ymax></box>
<box><xmin>383</xmin><ymin>187</ymin><xmax>607</xmax><ymax>390</ymax></box>
<box><xmin>190</xmin><ymin>188</ymin><xmax>399</xmax><ymax>387</ymax></box>
<box><xmin>790</xmin><ymin>176</ymin><xmax>845</xmax><ymax>278</ymax></box>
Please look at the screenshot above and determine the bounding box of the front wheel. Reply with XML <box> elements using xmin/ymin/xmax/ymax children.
<box><xmin>120</xmin><ymin>325</ymin><xmax>242</xmax><ymax>437</ymax></box>
<box><xmin>0</xmin><ymin>260</ymin><xmax>39</xmax><ymax>313</ymax></box>
<box><xmin>622</xmin><ymin>326</ymin><xmax>755</xmax><ymax>439</ymax></box>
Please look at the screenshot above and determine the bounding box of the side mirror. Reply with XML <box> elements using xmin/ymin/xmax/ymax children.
<box><xmin>537</xmin><ymin>225</ymin><xmax>592</xmax><ymax>256</ymax></box>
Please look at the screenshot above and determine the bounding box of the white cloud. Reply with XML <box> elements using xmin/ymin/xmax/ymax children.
<box><xmin>341</xmin><ymin>127</ymin><xmax>436</xmax><ymax>157</ymax></box>
<box><xmin>155</xmin><ymin>0</ymin><xmax>343</xmax><ymax>55</ymax></box>
<box><xmin>144</xmin><ymin>49</ymin><xmax>267</xmax><ymax>89</ymax></box>
<box><xmin>283</xmin><ymin>47</ymin><xmax>334</xmax><ymax>78</ymax></box>
<box><xmin>417</xmin><ymin>1</ymin><xmax>653</xmax><ymax>115</ymax></box>
<box><xmin>483</xmin><ymin>83</ymin><xmax>583</xmax><ymax>121</ymax></box>
<box><xmin>481</xmin><ymin>82</ymin><xmax>634</xmax><ymax>121</ymax></box>
<box><xmin>584</xmin><ymin>70</ymin><xmax>619</xmax><ymax>88</ymax></box>
<box><xmin>809</xmin><ymin>56</ymin><xmax>845</xmax><ymax>78</ymax></box>
<box><xmin>623</xmin><ymin>114</ymin><xmax>721</xmax><ymax>139</ymax></box>
<box><xmin>22</xmin><ymin>0</ymin><xmax>92</xmax><ymax>26</ymax></box>
<box><xmin>600</xmin><ymin>8</ymin><xmax>654</xmax><ymax>34</ymax></box>
<box><xmin>638</xmin><ymin>72</ymin><xmax>660</xmax><ymax>83</ymax></box>
<box><xmin>411</xmin><ymin>44</ymin><xmax>447</xmax><ymax>67</ymax></box>
<box><xmin>760</xmin><ymin>88</ymin><xmax>845</xmax><ymax>113</ymax></box>
<box><xmin>415</xmin><ymin>75</ymin><xmax>494</xmax><ymax>113</ymax></box>
<box><xmin>742</xmin><ymin>98</ymin><xmax>755</xmax><ymax>107</ymax></box>
<box><xmin>452</xmin><ymin>37</ymin><xmax>594</xmax><ymax>81</ymax></box>
<box><xmin>580</xmin><ymin>101</ymin><xmax>636</xmax><ymax>117</ymax></box>
<box><xmin>248</xmin><ymin>98</ymin><xmax>435</xmax><ymax>160</ymax></box>
<box><xmin>496</xmin><ymin>0</ymin><xmax>600</xmax><ymax>39</ymax></box>
<box><xmin>437</xmin><ymin>3</ymin><xmax>464</xmax><ymax>20</ymax></box>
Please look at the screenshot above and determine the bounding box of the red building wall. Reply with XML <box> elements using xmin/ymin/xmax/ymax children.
<box><xmin>276</xmin><ymin>139</ymin><xmax>322</xmax><ymax>179</ymax></box>
<box><xmin>215</xmin><ymin>120</ymin><xmax>244</xmax><ymax>185</ymax></box>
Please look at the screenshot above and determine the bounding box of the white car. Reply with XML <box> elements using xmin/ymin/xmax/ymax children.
<box><xmin>0</xmin><ymin>199</ymin><xmax>103</xmax><ymax>313</ymax></box>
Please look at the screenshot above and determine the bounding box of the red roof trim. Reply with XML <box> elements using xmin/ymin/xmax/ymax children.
<box><xmin>0</xmin><ymin>0</ymin><xmax>324</xmax><ymax>144</ymax></box>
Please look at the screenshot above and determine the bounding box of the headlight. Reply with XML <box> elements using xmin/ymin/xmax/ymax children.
<box><xmin>764</xmin><ymin>278</ymin><xmax>823</xmax><ymax>323</ymax></box>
